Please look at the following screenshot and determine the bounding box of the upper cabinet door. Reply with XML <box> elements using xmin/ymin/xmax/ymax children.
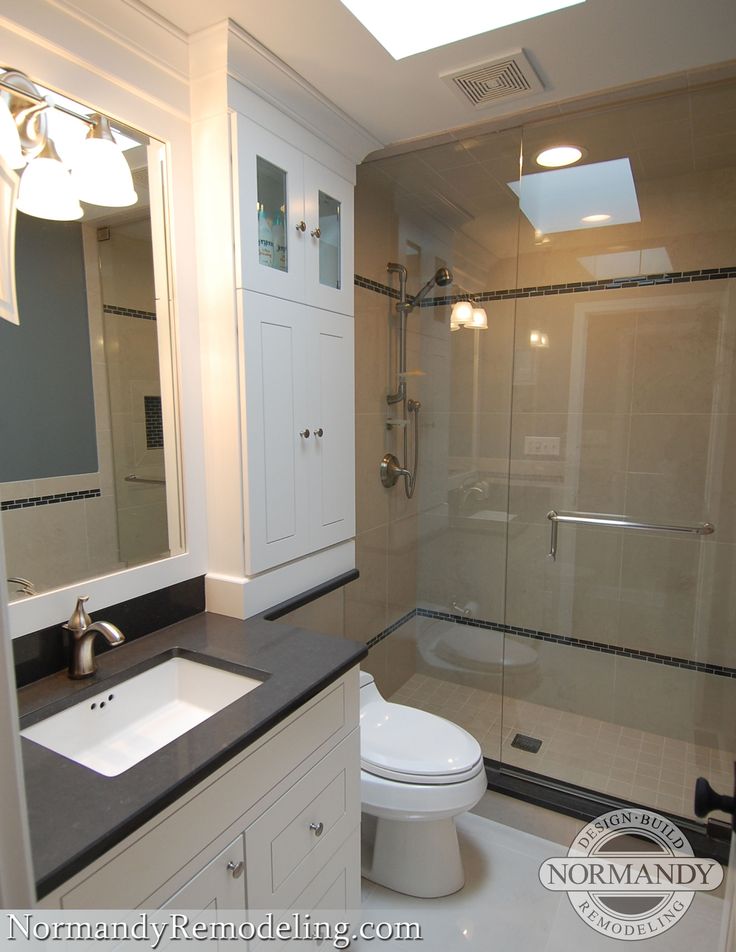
<box><xmin>303</xmin><ymin>157</ymin><xmax>354</xmax><ymax>316</ymax></box>
<box><xmin>233</xmin><ymin>114</ymin><xmax>306</xmax><ymax>302</ymax></box>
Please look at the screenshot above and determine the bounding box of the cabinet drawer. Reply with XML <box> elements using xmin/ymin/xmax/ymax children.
<box><xmin>249</xmin><ymin>829</ymin><xmax>360</xmax><ymax>952</ymax></box>
<box><xmin>245</xmin><ymin>730</ymin><xmax>360</xmax><ymax>910</ymax></box>
<box><xmin>160</xmin><ymin>835</ymin><xmax>245</xmax><ymax>910</ymax></box>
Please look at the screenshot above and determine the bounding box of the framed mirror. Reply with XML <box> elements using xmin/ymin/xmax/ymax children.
<box><xmin>0</xmin><ymin>80</ymin><xmax>184</xmax><ymax>608</ymax></box>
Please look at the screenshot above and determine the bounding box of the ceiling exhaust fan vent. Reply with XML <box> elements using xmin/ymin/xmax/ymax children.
<box><xmin>442</xmin><ymin>49</ymin><xmax>543</xmax><ymax>108</ymax></box>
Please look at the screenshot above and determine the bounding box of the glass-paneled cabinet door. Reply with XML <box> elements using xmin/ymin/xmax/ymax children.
<box><xmin>303</xmin><ymin>156</ymin><xmax>354</xmax><ymax>316</ymax></box>
<box><xmin>232</xmin><ymin>113</ymin><xmax>306</xmax><ymax>301</ymax></box>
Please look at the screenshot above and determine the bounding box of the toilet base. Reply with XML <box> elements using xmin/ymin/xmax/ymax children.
<box><xmin>362</xmin><ymin>815</ymin><xmax>465</xmax><ymax>898</ymax></box>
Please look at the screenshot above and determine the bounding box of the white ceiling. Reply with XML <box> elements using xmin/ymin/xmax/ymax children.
<box><xmin>141</xmin><ymin>0</ymin><xmax>736</xmax><ymax>148</ymax></box>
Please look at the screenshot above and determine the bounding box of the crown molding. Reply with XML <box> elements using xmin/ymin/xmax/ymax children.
<box><xmin>223</xmin><ymin>19</ymin><xmax>383</xmax><ymax>166</ymax></box>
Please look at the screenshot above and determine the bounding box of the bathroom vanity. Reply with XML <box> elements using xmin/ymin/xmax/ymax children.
<box><xmin>17</xmin><ymin>611</ymin><xmax>365</xmax><ymax>911</ymax></box>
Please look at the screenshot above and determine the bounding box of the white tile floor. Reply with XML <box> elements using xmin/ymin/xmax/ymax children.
<box><xmin>391</xmin><ymin>672</ymin><xmax>734</xmax><ymax>823</ymax></box>
<box><xmin>360</xmin><ymin>806</ymin><xmax>726</xmax><ymax>951</ymax></box>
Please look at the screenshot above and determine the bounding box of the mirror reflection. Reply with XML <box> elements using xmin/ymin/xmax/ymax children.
<box><xmin>0</xmin><ymin>82</ymin><xmax>182</xmax><ymax>600</ymax></box>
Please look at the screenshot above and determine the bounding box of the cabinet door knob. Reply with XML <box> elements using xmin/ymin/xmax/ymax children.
<box><xmin>309</xmin><ymin>821</ymin><xmax>324</xmax><ymax>837</ymax></box>
<box><xmin>310</xmin><ymin>226</ymin><xmax>321</xmax><ymax>239</ymax></box>
<box><xmin>296</xmin><ymin>220</ymin><xmax>307</xmax><ymax>232</ymax></box>
<box><xmin>300</xmin><ymin>428</ymin><xmax>310</xmax><ymax>439</ymax></box>
<box><xmin>314</xmin><ymin>427</ymin><xmax>324</xmax><ymax>437</ymax></box>
<box><xmin>226</xmin><ymin>860</ymin><xmax>244</xmax><ymax>879</ymax></box>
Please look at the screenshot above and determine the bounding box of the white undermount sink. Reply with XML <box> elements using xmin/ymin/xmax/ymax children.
<box><xmin>21</xmin><ymin>655</ymin><xmax>264</xmax><ymax>777</ymax></box>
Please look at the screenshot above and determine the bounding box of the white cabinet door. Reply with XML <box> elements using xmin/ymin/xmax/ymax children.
<box><xmin>233</xmin><ymin>114</ymin><xmax>306</xmax><ymax>302</ymax></box>
<box><xmin>241</xmin><ymin>292</ymin><xmax>311</xmax><ymax>574</ymax></box>
<box><xmin>309</xmin><ymin>313</ymin><xmax>355</xmax><ymax>550</ymax></box>
<box><xmin>241</xmin><ymin>295</ymin><xmax>355</xmax><ymax>574</ymax></box>
<box><xmin>303</xmin><ymin>157</ymin><xmax>354</xmax><ymax>316</ymax></box>
<box><xmin>160</xmin><ymin>836</ymin><xmax>246</xmax><ymax>911</ymax></box>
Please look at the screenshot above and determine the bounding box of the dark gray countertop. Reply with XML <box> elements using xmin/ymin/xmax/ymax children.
<box><xmin>17</xmin><ymin>611</ymin><xmax>366</xmax><ymax>899</ymax></box>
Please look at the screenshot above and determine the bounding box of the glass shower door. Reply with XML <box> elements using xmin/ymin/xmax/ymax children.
<box><xmin>500</xmin><ymin>82</ymin><xmax>736</xmax><ymax>826</ymax></box>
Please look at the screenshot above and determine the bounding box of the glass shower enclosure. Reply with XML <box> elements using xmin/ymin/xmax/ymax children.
<box><xmin>360</xmin><ymin>77</ymin><xmax>736</xmax><ymax>831</ymax></box>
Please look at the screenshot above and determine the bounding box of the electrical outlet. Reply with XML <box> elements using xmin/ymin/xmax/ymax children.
<box><xmin>524</xmin><ymin>436</ymin><xmax>560</xmax><ymax>457</ymax></box>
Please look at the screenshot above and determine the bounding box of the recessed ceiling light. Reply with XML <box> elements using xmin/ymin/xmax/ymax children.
<box><xmin>582</xmin><ymin>213</ymin><xmax>611</xmax><ymax>223</ymax></box>
<box><xmin>536</xmin><ymin>146</ymin><xmax>583</xmax><ymax>168</ymax></box>
<box><xmin>339</xmin><ymin>0</ymin><xmax>586</xmax><ymax>60</ymax></box>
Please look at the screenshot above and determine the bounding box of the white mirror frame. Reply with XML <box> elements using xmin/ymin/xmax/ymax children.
<box><xmin>0</xmin><ymin>157</ymin><xmax>19</xmax><ymax>326</ymax></box>
<box><xmin>1</xmin><ymin>12</ymin><xmax>207</xmax><ymax>640</ymax></box>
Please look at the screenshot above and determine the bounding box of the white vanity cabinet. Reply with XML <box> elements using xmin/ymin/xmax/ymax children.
<box><xmin>46</xmin><ymin>670</ymin><xmax>361</xmax><ymax>916</ymax></box>
<box><xmin>233</xmin><ymin>114</ymin><xmax>354</xmax><ymax>317</ymax></box>
<box><xmin>240</xmin><ymin>292</ymin><xmax>355</xmax><ymax>574</ymax></box>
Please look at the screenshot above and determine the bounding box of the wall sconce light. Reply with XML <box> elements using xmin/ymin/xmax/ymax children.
<box><xmin>530</xmin><ymin>330</ymin><xmax>549</xmax><ymax>348</ymax></box>
<box><xmin>451</xmin><ymin>297</ymin><xmax>488</xmax><ymax>331</ymax></box>
<box><xmin>0</xmin><ymin>69</ymin><xmax>137</xmax><ymax>222</ymax></box>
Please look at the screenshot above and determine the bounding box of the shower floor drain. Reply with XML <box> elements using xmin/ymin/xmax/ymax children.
<box><xmin>511</xmin><ymin>733</ymin><xmax>542</xmax><ymax>753</ymax></box>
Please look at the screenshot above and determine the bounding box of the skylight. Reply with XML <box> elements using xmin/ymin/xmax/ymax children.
<box><xmin>508</xmin><ymin>158</ymin><xmax>641</xmax><ymax>235</ymax></box>
<box><xmin>339</xmin><ymin>0</ymin><xmax>586</xmax><ymax>60</ymax></box>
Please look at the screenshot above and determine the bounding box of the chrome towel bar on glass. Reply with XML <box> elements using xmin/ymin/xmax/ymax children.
<box><xmin>546</xmin><ymin>510</ymin><xmax>714</xmax><ymax>560</ymax></box>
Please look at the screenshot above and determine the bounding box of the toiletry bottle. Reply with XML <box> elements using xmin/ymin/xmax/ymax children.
<box><xmin>272</xmin><ymin>214</ymin><xmax>286</xmax><ymax>271</ymax></box>
<box><xmin>258</xmin><ymin>206</ymin><xmax>274</xmax><ymax>268</ymax></box>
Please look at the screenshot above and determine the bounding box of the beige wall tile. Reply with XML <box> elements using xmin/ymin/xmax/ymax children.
<box><xmin>619</xmin><ymin>534</ymin><xmax>698</xmax><ymax>658</ymax></box>
<box><xmin>355</xmin><ymin>413</ymin><xmax>390</xmax><ymax>535</ymax></box>
<box><xmin>280</xmin><ymin>587</ymin><xmax>345</xmax><ymax>638</ymax></box>
<box><xmin>387</xmin><ymin>514</ymin><xmax>417</xmax><ymax>624</ymax></box>
<box><xmin>344</xmin><ymin>525</ymin><xmax>388</xmax><ymax>643</ymax></box>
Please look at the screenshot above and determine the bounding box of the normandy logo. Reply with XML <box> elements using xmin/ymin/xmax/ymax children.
<box><xmin>539</xmin><ymin>808</ymin><xmax>724</xmax><ymax>940</ymax></box>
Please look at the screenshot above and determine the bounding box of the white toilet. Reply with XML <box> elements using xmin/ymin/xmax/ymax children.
<box><xmin>359</xmin><ymin>670</ymin><xmax>487</xmax><ymax>898</ymax></box>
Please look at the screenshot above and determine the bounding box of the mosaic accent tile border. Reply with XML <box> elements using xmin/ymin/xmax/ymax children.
<box><xmin>365</xmin><ymin>605</ymin><xmax>736</xmax><ymax>679</ymax></box>
<box><xmin>103</xmin><ymin>304</ymin><xmax>157</xmax><ymax>321</ymax></box>
<box><xmin>355</xmin><ymin>267</ymin><xmax>736</xmax><ymax>308</ymax></box>
<box><xmin>366</xmin><ymin>609</ymin><xmax>417</xmax><ymax>649</ymax></box>
<box><xmin>1</xmin><ymin>488</ymin><xmax>101</xmax><ymax>511</ymax></box>
<box><xmin>354</xmin><ymin>274</ymin><xmax>399</xmax><ymax>299</ymax></box>
<box><xmin>413</xmin><ymin>607</ymin><xmax>736</xmax><ymax>679</ymax></box>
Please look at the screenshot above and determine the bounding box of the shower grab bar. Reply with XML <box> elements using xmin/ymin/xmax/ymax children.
<box><xmin>546</xmin><ymin>509</ymin><xmax>714</xmax><ymax>560</ymax></box>
<box><xmin>125</xmin><ymin>474</ymin><xmax>166</xmax><ymax>485</ymax></box>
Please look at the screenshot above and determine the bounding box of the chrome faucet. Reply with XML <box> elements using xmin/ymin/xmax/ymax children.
<box><xmin>64</xmin><ymin>595</ymin><xmax>125</xmax><ymax>679</ymax></box>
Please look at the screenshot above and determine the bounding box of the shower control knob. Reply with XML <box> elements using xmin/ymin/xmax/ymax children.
<box><xmin>314</xmin><ymin>427</ymin><xmax>324</xmax><ymax>437</ymax></box>
<box><xmin>296</xmin><ymin>220</ymin><xmax>307</xmax><ymax>232</ymax></box>
<box><xmin>300</xmin><ymin>428</ymin><xmax>310</xmax><ymax>438</ymax></box>
<box><xmin>310</xmin><ymin>226</ymin><xmax>321</xmax><ymax>239</ymax></box>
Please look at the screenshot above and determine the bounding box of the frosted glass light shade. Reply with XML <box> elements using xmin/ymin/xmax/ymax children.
<box><xmin>71</xmin><ymin>127</ymin><xmax>137</xmax><ymax>207</ymax></box>
<box><xmin>16</xmin><ymin>141</ymin><xmax>82</xmax><ymax>221</ymax></box>
<box><xmin>0</xmin><ymin>98</ymin><xmax>24</xmax><ymax>170</ymax></box>
<box><xmin>451</xmin><ymin>300</ymin><xmax>473</xmax><ymax>329</ymax></box>
<box><xmin>467</xmin><ymin>306</ymin><xmax>488</xmax><ymax>329</ymax></box>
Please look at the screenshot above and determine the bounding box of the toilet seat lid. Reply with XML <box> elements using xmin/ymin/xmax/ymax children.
<box><xmin>360</xmin><ymin>700</ymin><xmax>483</xmax><ymax>785</ymax></box>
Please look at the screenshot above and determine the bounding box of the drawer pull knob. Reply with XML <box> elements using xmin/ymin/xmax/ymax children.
<box><xmin>309</xmin><ymin>821</ymin><xmax>324</xmax><ymax>837</ymax></box>
<box><xmin>226</xmin><ymin>860</ymin><xmax>244</xmax><ymax>879</ymax></box>
<box><xmin>296</xmin><ymin>220</ymin><xmax>307</xmax><ymax>232</ymax></box>
<box><xmin>300</xmin><ymin>429</ymin><xmax>310</xmax><ymax>439</ymax></box>
<box><xmin>314</xmin><ymin>427</ymin><xmax>324</xmax><ymax>437</ymax></box>
<box><xmin>310</xmin><ymin>226</ymin><xmax>321</xmax><ymax>239</ymax></box>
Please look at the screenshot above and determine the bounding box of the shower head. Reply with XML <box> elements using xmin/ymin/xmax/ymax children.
<box><xmin>410</xmin><ymin>266</ymin><xmax>455</xmax><ymax>309</ymax></box>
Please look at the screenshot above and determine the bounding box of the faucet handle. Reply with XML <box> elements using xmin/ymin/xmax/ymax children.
<box><xmin>65</xmin><ymin>595</ymin><xmax>92</xmax><ymax>632</ymax></box>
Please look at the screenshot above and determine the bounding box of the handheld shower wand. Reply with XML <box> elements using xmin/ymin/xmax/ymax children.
<box><xmin>381</xmin><ymin>263</ymin><xmax>453</xmax><ymax>498</ymax></box>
